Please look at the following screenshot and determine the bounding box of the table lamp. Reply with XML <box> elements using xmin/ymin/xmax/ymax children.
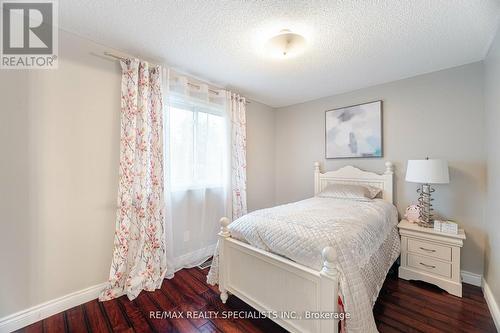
<box><xmin>405</xmin><ymin>158</ymin><xmax>449</xmax><ymax>227</ymax></box>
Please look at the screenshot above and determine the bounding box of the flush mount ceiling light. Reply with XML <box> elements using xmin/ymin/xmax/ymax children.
<box><xmin>264</xmin><ymin>29</ymin><xmax>307</xmax><ymax>59</ymax></box>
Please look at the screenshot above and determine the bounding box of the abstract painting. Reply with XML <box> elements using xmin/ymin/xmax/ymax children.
<box><xmin>325</xmin><ymin>100</ymin><xmax>382</xmax><ymax>158</ymax></box>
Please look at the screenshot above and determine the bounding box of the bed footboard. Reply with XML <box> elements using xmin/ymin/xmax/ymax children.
<box><xmin>217</xmin><ymin>217</ymin><xmax>340</xmax><ymax>333</ymax></box>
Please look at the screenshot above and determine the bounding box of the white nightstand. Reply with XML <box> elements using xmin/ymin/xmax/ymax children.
<box><xmin>398</xmin><ymin>219</ymin><xmax>466</xmax><ymax>297</ymax></box>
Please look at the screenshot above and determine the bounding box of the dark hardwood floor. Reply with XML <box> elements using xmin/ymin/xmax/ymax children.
<box><xmin>17</xmin><ymin>266</ymin><xmax>497</xmax><ymax>333</ymax></box>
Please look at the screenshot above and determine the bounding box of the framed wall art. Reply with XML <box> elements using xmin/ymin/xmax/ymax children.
<box><xmin>325</xmin><ymin>100</ymin><xmax>382</xmax><ymax>159</ymax></box>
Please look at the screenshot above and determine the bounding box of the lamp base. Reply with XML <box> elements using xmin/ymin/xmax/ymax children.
<box><xmin>417</xmin><ymin>183</ymin><xmax>435</xmax><ymax>227</ymax></box>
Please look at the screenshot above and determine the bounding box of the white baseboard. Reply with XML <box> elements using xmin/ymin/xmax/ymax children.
<box><xmin>0</xmin><ymin>282</ymin><xmax>106</xmax><ymax>333</ymax></box>
<box><xmin>461</xmin><ymin>270</ymin><xmax>482</xmax><ymax>287</ymax></box>
<box><xmin>483</xmin><ymin>279</ymin><xmax>500</xmax><ymax>332</ymax></box>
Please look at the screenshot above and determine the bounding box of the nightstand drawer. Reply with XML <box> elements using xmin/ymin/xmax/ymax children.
<box><xmin>408</xmin><ymin>238</ymin><xmax>452</xmax><ymax>261</ymax></box>
<box><xmin>408</xmin><ymin>254</ymin><xmax>451</xmax><ymax>278</ymax></box>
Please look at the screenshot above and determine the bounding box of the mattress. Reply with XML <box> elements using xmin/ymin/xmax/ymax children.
<box><xmin>207</xmin><ymin>197</ymin><xmax>401</xmax><ymax>333</ymax></box>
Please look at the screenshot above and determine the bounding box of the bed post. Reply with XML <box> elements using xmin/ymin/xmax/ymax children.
<box><xmin>319</xmin><ymin>246</ymin><xmax>339</xmax><ymax>333</ymax></box>
<box><xmin>218</xmin><ymin>217</ymin><xmax>230</xmax><ymax>303</ymax></box>
<box><xmin>314</xmin><ymin>161</ymin><xmax>321</xmax><ymax>195</ymax></box>
<box><xmin>384</xmin><ymin>161</ymin><xmax>394</xmax><ymax>203</ymax></box>
<box><xmin>384</xmin><ymin>161</ymin><xmax>394</xmax><ymax>175</ymax></box>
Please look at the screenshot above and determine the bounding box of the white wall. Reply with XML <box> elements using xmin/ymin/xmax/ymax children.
<box><xmin>0</xmin><ymin>30</ymin><xmax>121</xmax><ymax>318</ymax></box>
<box><xmin>0</xmin><ymin>30</ymin><xmax>277</xmax><ymax>318</ymax></box>
<box><xmin>484</xmin><ymin>27</ymin><xmax>500</xmax><ymax>312</ymax></box>
<box><xmin>274</xmin><ymin>63</ymin><xmax>486</xmax><ymax>275</ymax></box>
<box><xmin>246</xmin><ymin>101</ymin><xmax>276</xmax><ymax>211</ymax></box>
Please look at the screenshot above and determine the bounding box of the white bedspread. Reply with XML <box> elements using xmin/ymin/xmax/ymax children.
<box><xmin>207</xmin><ymin>197</ymin><xmax>400</xmax><ymax>333</ymax></box>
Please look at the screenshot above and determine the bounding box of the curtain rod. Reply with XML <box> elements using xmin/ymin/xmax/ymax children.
<box><xmin>186</xmin><ymin>82</ymin><xmax>220</xmax><ymax>95</ymax></box>
<box><xmin>104</xmin><ymin>51</ymin><xmax>127</xmax><ymax>62</ymax></box>
<box><xmin>103</xmin><ymin>51</ymin><xmax>250</xmax><ymax>103</ymax></box>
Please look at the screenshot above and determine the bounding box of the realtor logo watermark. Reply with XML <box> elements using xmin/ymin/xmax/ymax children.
<box><xmin>1</xmin><ymin>0</ymin><xmax>58</xmax><ymax>69</ymax></box>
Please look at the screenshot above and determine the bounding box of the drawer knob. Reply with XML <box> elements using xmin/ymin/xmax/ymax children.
<box><xmin>420</xmin><ymin>262</ymin><xmax>436</xmax><ymax>269</ymax></box>
<box><xmin>419</xmin><ymin>247</ymin><xmax>436</xmax><ymax>253</ymax></box>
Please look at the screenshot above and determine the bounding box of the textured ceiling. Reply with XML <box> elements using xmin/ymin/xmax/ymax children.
<box><xmin>59</xmin><ymin>0</ymin><xmax>500</xmax><ymax>107</ymax></box>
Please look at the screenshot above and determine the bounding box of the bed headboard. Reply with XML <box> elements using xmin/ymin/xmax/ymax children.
<box><xmin>314</xmin><ymin>162</ymin><xmax>394</xmax><ymax>203</ymax></box>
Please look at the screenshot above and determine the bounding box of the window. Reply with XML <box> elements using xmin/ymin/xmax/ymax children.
<box><xmin>169</xmin><ymin>98</ymin><xmax>226</xmax><ymax>190</ymax></box>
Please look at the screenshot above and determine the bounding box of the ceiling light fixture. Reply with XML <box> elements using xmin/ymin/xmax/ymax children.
<box><xmin>264</xmin><ymin>29</ymin><xmax>307</xmax><ymax>59</ymax></box>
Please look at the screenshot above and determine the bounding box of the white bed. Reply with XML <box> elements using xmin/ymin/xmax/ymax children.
<box><xmin>207</xmin><ymin>162</ymin><xmax>400</xmax><ymax>333</ymax></box>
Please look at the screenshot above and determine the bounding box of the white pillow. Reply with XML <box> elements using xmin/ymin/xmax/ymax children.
<box><xmin>317</xmin><ymin>183</ymin><xmax>381</xmax><ymax>200</ymax></box>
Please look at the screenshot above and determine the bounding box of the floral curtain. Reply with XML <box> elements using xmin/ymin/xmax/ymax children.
<box><xmin>100</xmin><ymin>59</ymin><xmax>167</xmax><ymax>301</ymax></box>
<box><xmin>227</xmin><ymin>92</ymin><xmax>247</xmax><ymax>219</ymax></box>
<box><xmin>206</xmin><ymin>92</ymin><xmax>247</xmax><ymax>286</ymax></box>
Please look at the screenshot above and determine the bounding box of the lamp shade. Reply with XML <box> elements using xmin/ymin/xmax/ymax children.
<box><xmin>405</xmin><ymin>159</ymin><xmax>450</xmax><ymax>184</ymax></box>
